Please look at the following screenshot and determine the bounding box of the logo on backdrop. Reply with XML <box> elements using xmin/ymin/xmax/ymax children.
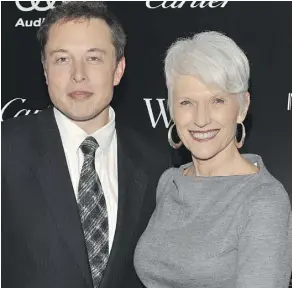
<box><xmin>1</xmin><ymin>97</ymin><xmax>171</xmax><ymax>126</ymax></box>
<box><xmin>143</xmin><ymin>93</ymin><xmax>292</xmax><ymax>129</ymax></box>
<box><xmin>145</xmin><ymin>1</ymin><xmax>228</xmax><ymax>9</ymax></box>
<box><xmin>288</xmin><ymin>93</ymin><xmax>292</xmax><ymax>111</ymax></box>
<box><xmin>2</xmin><ymin>95</ymin><xmax>290</xmax><ymax>123</ymax></box>
<box><xmin>15</xmin><ymin>17</ymin><xmax>45</xmax><ymax>27</ymax></box>
<box><xmin>1</xmin><ymin>98</ymin><xmax>171</xmax><ymax>126</ymax></box>
<box><xmin>144</xmin><ymin>98</ymin><xmax>171</xmax><ymax>128</ymax></box>
<box><xmin>15</xmin><ymin>1</ymin><xmax>57</xmax><ymax>12</ymax></box>
<box><xmin>1</xmin><ymin>98</ymin><xmax>44</xmax><ymax>122</ymax></box>
<box><xmin>15</xmin><ymin>1</ymin><xmax>68</xmax><ymax>27</ymax></box>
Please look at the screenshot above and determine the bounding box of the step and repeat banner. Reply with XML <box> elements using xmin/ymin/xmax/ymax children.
<box><xmin>2</xmin><ymin>0</ymin><xmax>292</xmax><ymax>206</ymax></box>
<box><xmin>1</xmin><ymin>1</ymin><xmax>292</xmax><ymax>285</ymax></box>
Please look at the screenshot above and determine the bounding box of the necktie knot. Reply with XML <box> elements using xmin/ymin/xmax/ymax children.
<box><xmin>80</xmin><ymin>136</ymin><xmax>99</xmax><ymax>157</ymax></box>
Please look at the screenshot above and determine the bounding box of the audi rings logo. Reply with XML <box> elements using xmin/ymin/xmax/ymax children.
<box><xmin>14</xmin><ymin>1</ymin><xmax>68</xmax><ymax>27</ymax></box>
<box><xmin>15</xmin><ymin>1</ymin><xmax>66</xmax><ymax>12</ymax></box>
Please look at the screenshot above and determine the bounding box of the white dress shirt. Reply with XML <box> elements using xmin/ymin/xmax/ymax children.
<box><xmin>54</xmin><ymin>107</ymin><xmax>118</xmax><ymax>251</ymax></box>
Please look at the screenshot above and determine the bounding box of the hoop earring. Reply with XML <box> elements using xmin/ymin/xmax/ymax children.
<box><xmin>168</xmin><ymin>123</ymin><xmax>182</xmax><ymax>149</ymax></box>
<box><xmin>235</xmin><ymin>122</ymin><xmax>246</xmax><ymax>149</ymax></box>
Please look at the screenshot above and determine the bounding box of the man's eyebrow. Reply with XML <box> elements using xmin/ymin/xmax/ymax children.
<box><xmin>49</xmin><ymin>49</ymin><xmax>69</xmax><ymax>56</ymax></box>
<box><xmin>87</xmin><ymin>48</ymin><xmax>107</xmax><ymax>54</ymax></box>
<box><xmin>49</xmin><ymin>48</ymin><xmax>107</xmax><ymax>56</ymax></box>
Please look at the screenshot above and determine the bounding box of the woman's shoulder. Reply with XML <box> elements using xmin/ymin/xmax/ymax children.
<box><xmin>243</xmin><ymin>175</ymin><xmax>291</xmax><ymax>220</ymax></box>
<box><xmin>156</xmin><ymin>167</ymin><xmax>181</xmax><ymax>202</ymax></box>
<box><xmin>242</xmin><ymin>154</ymin><xmax>290</xmax><ymax>205</ymax></box>
<box><xmin>157</xmin><ymin>162</ymin><xmax>193</xmax><ymax>184</ymax></box>
<box><xmin>158</xmin><ymin>167</ymin><xmax>180</xmax><ymax>185</ymax></box>
<box><xmin>247</xmin><ymin>181</ymin><xmax>290</xmax><ymax>208</ymax></box>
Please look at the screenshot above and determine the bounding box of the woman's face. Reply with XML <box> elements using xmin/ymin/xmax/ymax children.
<box><xmin>172</xmin><ymin>75</ymin><xmax>249</xmax><ymax>161</ymax></box>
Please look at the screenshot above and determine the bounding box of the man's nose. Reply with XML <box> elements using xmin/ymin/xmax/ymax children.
<box><xmin>71</xmin><ymin>62</ymin><xmax>87</xmax><ymax>83</ymax></box>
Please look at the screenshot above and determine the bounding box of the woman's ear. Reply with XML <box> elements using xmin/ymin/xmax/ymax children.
<box><xmin>237</xmin><ymin>92</ymin><xmax>250</xmax><ymax>123</ymax></box>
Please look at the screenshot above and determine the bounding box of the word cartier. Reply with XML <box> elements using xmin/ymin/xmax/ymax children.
<box><xmin>145</xmin><ymin>1</ymin><xmax>228</xmax><ymax>9</ymax></box>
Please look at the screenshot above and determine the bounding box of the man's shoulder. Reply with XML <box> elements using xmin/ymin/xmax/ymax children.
<box><xmin>2</xmin><ymin>109</ymin><xmax>52</xmax><ymax>139</ymax></box>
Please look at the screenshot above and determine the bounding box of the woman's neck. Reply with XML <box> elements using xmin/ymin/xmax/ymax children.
<box><xmin>192</xmin><ymin>143</ymin><xmax>258</xmax><ymax>177</ymax></box>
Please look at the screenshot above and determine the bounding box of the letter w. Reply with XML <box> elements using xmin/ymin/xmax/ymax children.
<box><xmin>144</xmin><ymin>98</ymin><xmax>171</xmax><ymax>128</ymax></box>
<box><xmin>288</xmin><ymin>93</ymin><xmax>292</xmax><ymax>111</ymax></box>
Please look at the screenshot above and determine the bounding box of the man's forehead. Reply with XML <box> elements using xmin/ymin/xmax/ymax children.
<box><xmin>45</xmin><ymin>19</ymin><xmax>112</xmax><ymax>48</ymax></box>
<box><xmin>48</xmin><ymin>18</ymin><xmax>111</xmax><ymax>38</ymax></box>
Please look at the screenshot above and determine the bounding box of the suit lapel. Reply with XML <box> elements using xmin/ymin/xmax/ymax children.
<box><xmin>32</xmin><ymin>108</ymin><xmax>93</xmax><ymax>287</ymax></box>
<box><xmin>100</xmin><ymin>124</ymin><xmax>148</xmax><ymax>288</ymax></box>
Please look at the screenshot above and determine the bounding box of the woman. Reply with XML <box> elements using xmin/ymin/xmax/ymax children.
<box><xmin>134</xmin><ymin>31</ymin><xmax>292</xmax><ymax>288</ymax></box>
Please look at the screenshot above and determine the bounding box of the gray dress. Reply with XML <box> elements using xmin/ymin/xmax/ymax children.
<box><xmin>134</xmin><ymin>154</ymin><xmax>292</xmax><ymax>288</ymax></box>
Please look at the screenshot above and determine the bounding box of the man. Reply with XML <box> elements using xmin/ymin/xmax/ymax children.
<box><xmin>2</xmin><ymin>2</ymin><xmax>173</xmax><ymax>288</ymax></box>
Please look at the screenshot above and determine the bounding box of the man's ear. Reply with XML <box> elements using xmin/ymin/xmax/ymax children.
<box><xmin>42</xmin><ymin>55</ymin><xmax>48</xmax><ymax>85</ymax></box>
<box><xmin>113</xmin><ymin>57</ymin><xmax>126</xmax><ymax>86</ymax></box>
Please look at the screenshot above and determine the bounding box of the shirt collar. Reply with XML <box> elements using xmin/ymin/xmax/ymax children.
<box><xmin>54</xmin><ymin>106</ymin><xmax>116</xmax><ymax>155</ymax></box>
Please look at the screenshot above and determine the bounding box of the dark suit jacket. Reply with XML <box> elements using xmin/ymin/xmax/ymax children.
<box><xmin>2</xmin><ymin>107</ymin><xmax>173</xmax><ymax>288</ymax></box>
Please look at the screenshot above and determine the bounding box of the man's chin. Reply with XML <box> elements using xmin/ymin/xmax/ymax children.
<box><xmin>66</xmin><ymin>114</ymin><xmax>99</xmax><ymax>122</ymax></box>
<box><xmin>58</xmin><ymin>108</ymin><xmax>100</xmax><ymax>122</ymax></box>
<box><xmin>54</xmin><ymin>104</ymin><xmax>110</xmax><ymax>124</ymax></box>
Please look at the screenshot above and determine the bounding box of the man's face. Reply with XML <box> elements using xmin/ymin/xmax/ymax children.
<box><xmin>43</xmin><ymin>18</ymin><xmax>125</xmax><ymax>123</ymax></box>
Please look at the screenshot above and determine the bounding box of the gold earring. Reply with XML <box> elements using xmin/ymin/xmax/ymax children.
<box><xmin>235</xmin><ymin>122</ymin><xmax>246</xmax><ymax>149</ymax></box>
<box><xmin>168</xmin><ymin>123</ymin><xmax>182</xmax><ymax>149</ymax></box>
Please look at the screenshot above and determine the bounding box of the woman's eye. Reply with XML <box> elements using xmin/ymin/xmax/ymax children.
<box><xmin>213</xmin><ymin>98</ymin><xmax>225</xmax><ymax>104</ymax></box>
<box><xmin>180</xmin><ymin>100</ymin><xmax>191</xmax><ymax>105</ymax></box>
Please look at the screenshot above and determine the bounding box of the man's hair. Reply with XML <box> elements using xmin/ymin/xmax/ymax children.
<box><xmin>37</xmin><ymin>1</ymin><xmax>126</xmax><ymax>62</ymax></box>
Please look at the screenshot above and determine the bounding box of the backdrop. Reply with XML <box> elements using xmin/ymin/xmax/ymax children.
<box><xmin>2</xmin><ymin>1</ymin><xmax>292</xmax><ymax>191</ymax></box>
<box><xmin>1</xmin><ymin>2</ymin><xmax>292</xmax><ymax>281</ymax></box>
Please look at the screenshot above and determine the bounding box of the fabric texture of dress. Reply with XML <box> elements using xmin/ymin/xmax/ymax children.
<box><xmin>134</xmin><ymin>154</ymin><xmax>292</xmax><ymax>288</ymax></box>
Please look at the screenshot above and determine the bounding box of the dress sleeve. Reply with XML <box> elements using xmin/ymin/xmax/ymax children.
<box><xmin>236</xmin><ymin>184</ymin><xmax>292</xmax><ymax>288</ymax></box>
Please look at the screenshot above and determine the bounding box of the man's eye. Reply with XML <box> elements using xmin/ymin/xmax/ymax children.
<box><xmin>87</xmin><ymin>56</ymin><xmax>102</xmax><ymax>62</ymax></box>
<box><xmin>56</xmin><ymin>57</ymin><xmax>68</xmax><ymax>63</ymax></box>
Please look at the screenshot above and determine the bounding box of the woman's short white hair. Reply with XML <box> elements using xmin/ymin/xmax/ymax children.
<box><xmin>164</xmin><ymin>31</ymin><xmax>250</xmax><ymax>118</ymax></box>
